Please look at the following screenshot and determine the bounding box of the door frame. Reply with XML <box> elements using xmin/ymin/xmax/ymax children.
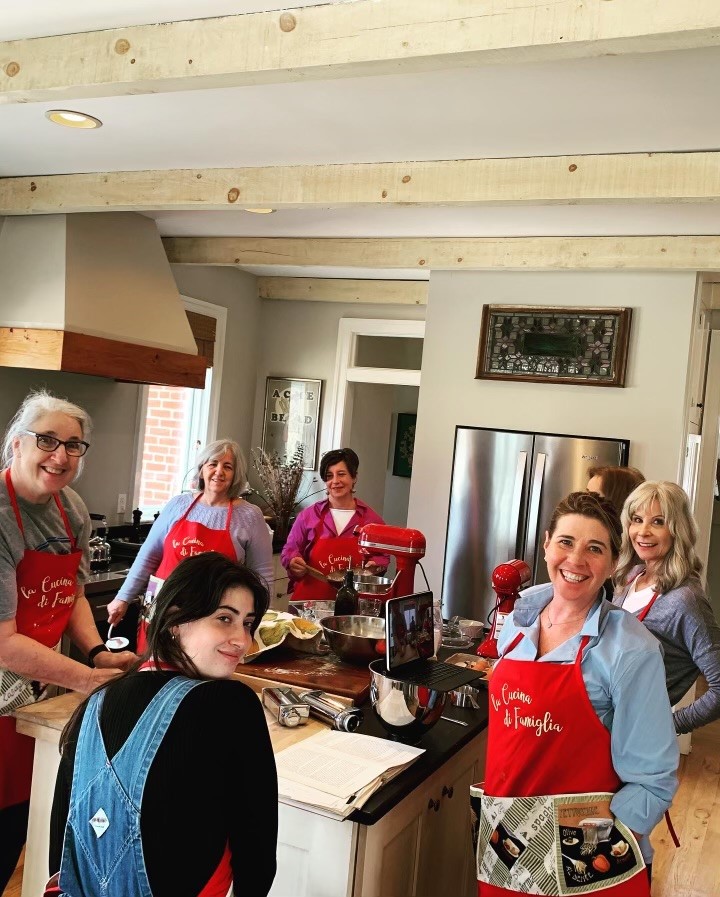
<box><xmin>329</xmin><ymin>317</ymin><xmax>425</xmax><ymax>447</ymax></box>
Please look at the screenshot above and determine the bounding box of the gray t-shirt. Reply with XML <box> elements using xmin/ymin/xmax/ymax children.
<box><xmin>0</xmin><ymin>477</ymin><xmax>91</xmax><ymax>622</ymax></box>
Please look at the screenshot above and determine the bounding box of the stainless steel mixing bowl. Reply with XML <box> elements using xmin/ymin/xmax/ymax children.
<box><xmin>321</xmin><ymin>615</ymin><xmax>386</xmax><ymax>665</ymax></box>
<box><xmin>368</xmin><ymin>659</ymin><xmax>448</xmax><ymax>742</ymax></box>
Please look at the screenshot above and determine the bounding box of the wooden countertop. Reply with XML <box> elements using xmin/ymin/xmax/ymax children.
<box><xmin>12</xmin><ymin>675</ymin><xmax>329</xmax><ymax>754</ymax></box>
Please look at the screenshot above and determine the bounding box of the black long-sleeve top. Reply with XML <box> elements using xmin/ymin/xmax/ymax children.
<box><xmin>51</xmin><ymin>671</ymin><xmax>278</xmax><ymax>896</ymax></box>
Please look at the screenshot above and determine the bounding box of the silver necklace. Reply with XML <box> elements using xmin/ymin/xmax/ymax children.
<box><xmin>543</xmin><ymin>606</ymin><xmax>589</xmax><ymax>628</ymax></box>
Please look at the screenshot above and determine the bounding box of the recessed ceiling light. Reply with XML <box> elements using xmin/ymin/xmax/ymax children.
<box><xmin>243</xmin><ymin>208</ymin><xmax>276</xmax><ymax>214</ymax></box>
<box><xmin>45</xmin><ymin>110</ymin><xmax>103</xmax><ymax>129</ymax></box>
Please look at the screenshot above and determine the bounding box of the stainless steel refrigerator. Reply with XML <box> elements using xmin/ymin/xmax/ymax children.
<box><xmin>441</xmin><ymin>426</ymin><xmax>629</xmax><ymax>623</ymax></box>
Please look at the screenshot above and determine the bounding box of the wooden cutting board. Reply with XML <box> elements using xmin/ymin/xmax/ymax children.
<box><xmin>237</xmin><ymin>649</ymin><xmax>371</xmax><ymax>704</ymax></box>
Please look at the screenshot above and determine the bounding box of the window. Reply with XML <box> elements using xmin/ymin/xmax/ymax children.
<box><xmin>133</xmin><ymin>296</ymin><xmax>226</xmax><ymax>516</ymax></box>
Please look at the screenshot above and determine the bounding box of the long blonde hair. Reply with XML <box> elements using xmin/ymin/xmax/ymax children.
<box><xmin>614</xmin><ymin>480</ymin><xmax>702</xmax><ymax>593</ymax></box>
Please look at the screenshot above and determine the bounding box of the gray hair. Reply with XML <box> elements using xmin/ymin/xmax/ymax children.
<box><xmin>194</xmin><ymin>439</ymin><xmax>247</xmax><ymax>500</ymax></box>
<box><xmin>2</xmin><ymin>389</ymin><xmax>93</xmax><ymax>478</ymax></box>
<box><xmin>614</xmin><ymin>480</ymin><xmax>703</xmax><ymax>593</ymax></box>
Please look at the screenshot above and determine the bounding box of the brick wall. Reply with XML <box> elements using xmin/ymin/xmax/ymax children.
<box><xmin>138</xmin><ymin>385</ymin><xmax>190</xmax><ymax>509</ymax></box>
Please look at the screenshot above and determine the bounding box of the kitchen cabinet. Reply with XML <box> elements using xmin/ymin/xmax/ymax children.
<box><xmin>353</xmin><ymin>732</ymin><xmax>486</xmax><ymax>897</ymax></box>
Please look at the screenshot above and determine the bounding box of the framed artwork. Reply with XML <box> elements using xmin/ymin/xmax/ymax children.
<box><xmin>392</xmin><ymin>412</ymin><xmax>417</xmax><ymax>478</ymax></box>
<box><xmin>476</xmin><ymin>305</ymin><xmax>632</xmax><ymax>387</ymax></box>
<box><xmin>261</xmin><ymin>377</ymin><xmax>322</xmax><ymax>470</ymax></box>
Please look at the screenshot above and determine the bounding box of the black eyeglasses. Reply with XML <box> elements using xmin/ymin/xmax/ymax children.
<box><xmin>24</xmin><ymin>430</ymin><xmax>90</xmax><ymax>457</ymax></box>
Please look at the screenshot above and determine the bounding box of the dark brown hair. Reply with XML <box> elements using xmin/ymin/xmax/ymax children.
<box><xmin>548</xmin><ymin>491</ymin><xmax>622</xmax><ymax>558</ymax></box>
<box><xmin>61</xmin><ymin>553</ymin><xmax>269</xmax><ymax>752</ymax></box>
<box><xmin>320</xmin><ymin>447</ymin><xmax>359</xmax><ymax>481</ymax></box>
<box><xmin>587</xmin><ymin>465</ymin><xmax>645</xmax><ymax>515</ymax></box>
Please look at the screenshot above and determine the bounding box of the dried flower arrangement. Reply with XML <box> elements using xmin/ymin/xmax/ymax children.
<box><xmin>251</xmin><ymin>445</ymin><xmax>307</xmax><ymax>542</ymax></box>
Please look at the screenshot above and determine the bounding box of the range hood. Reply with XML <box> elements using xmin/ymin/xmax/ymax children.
<box><xmin>0</xmin><ymin>213</ymin><xmax>206</xmax><ymax>388</ymax></box>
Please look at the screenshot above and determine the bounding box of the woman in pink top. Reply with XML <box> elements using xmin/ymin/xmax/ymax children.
<box><xmin>281</xmin><ymin>448</ymin><xmax>388</xmax><ymax>602</ymax></box>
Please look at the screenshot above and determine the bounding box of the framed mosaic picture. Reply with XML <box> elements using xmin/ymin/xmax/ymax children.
<box><xmin>476</xmin><ymin>306</ymin><xmax>632</xmax><ymax>387</ymax></box>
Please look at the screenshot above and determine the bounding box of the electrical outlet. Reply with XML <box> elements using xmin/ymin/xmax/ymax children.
<box><xmin>117</xmin><ymin>493</ymin><xmax>127</xmax><ymax>515</ymax></box>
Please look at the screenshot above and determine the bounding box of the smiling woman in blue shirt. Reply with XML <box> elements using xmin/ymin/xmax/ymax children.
<box><xmin>476</xmin><ymin>492</ymin><xmax>678</xmax><ymax>896</ymax></box>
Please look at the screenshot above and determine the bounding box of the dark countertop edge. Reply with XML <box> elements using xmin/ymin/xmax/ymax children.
<box><xmin>348</xmin><ymin>693</ymin><xmax>488</xmax><ymax>825</ymax></box>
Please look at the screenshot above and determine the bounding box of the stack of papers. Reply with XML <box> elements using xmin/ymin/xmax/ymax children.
<box><xmin>275</xmin><ymin>730</ymin><xmax>425</xmax><ymax>819</ymax></box>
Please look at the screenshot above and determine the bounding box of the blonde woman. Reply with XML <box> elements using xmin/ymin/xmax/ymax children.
<box><xmin>614</xmin><ymin>480</ymin><xmax>720</xmax><ymax>733</ymax></box>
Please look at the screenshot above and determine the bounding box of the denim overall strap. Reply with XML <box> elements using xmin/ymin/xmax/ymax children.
<box><xmin>59</xmin><ymin>677</ymin><xmax>205</xmax><ymax>897</ymax></box>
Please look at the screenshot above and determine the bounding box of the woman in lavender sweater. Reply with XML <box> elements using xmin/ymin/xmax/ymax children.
<box><xmin>614</xmin><ymin>480</ymin><xmax>720</xmax><ymax>734</ymax></box>
<box><xmin>107</xmin><ymin>440</ymin><xmax>272</xmax><ymax>644</ymax></box>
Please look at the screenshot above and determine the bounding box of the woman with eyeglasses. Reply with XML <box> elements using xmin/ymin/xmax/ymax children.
<box><xmin>0</xmin><ymin>390</ymin><xmax>134</xmax><ymax>889</ymax></box>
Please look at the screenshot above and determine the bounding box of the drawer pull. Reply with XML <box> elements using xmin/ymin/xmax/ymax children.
<box><xmin>428</xmin><ymin>798</ymin><xmax>440</xmax><ymax>812</ymax></box>
<box><xmin>442</xmin><ymin>785</ymin><xmax>454</xmax><ymax>799</ymax></box>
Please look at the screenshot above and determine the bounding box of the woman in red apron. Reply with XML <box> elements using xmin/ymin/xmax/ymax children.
<box><xmin>613</xmin><ymin>480</ymin><xmax>720</xmax><ymax>734</ymax></box>
<box><xmin>107</xmin><ymin>439</ymin><xmax>273</xmax><ymax>653</ymax></box>
<box><xmin>475</xmin><ymin>491</ymin><xmax>678</xmax><ymax>896</ymax></box>
<box><xmin>49</xmin><ymin>552</ymin><xmax>278</xmax><ymax>897</ymax></box>
<box><xmin>0</xmin><ymin>391</ymin><xmax>134</xmax><ymax>890</ymax></box>
<box><xmin>281</xmin><ymin>448</ymin><xmax>388</xmax><ymax>603</ymax></box>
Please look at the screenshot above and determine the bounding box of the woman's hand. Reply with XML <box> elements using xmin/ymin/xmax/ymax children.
<box><xmin>80</xmin><ymin>666</ymin><xmax>124</xmax><ymax>693</ymax></box>
<box><xmin>364</xmin><ymin>561</ymin><xmax>387</xmax><ymax>575</ymax></box>
<box><xmin>289</xmin><ymin>556</ymin><xmax>308</xmax><ymax>579</ymax></box>
<box><xmin>107</xmin><ymin>597</ymin><xmax>129</xmax><ymax>626</ymax></box>
<box><xmin>94</xmin><ymin>649</ymin><xmax>137</xmax><ymax>672</ymax></box>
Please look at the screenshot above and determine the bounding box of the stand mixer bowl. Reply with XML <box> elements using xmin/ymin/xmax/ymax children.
<box><xmin>368</xmin><ymin>659</ymin><xmax>448</xmax><ymax>743</ymax></box>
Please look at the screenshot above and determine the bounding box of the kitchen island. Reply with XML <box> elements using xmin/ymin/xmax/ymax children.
<box><xmin>14</xmin><ymin>675</ymin><xmax>487</xmax><ymax>897</ymax></box>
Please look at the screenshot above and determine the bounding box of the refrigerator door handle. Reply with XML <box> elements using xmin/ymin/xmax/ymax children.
<box><xmin>525</xmin><ymin>452</ymin><xmax>547</xmax><ymax>574</ymax></box>
<box><xmin>509</xmin><ymin>451</ymin><xmax>528</xmax><ymax>559</ymax></box>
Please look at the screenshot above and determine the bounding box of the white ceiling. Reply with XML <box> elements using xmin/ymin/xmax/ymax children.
<box><xmin>4</xmin><ymin>1</ymin><xmax>720</xmax><ymax>277</ymax></box>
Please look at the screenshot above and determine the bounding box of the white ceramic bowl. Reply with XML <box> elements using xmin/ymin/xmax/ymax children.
<box><xmin>459</xmin><ymin>618</ymin><xmax>485</xmax><ymax>639</ymax></box>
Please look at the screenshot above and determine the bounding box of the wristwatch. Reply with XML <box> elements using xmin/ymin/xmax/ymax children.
<box><xmin>88</xmin><ymin>644</ymin><xmax>109</xmax><ymax>667</ymax></box>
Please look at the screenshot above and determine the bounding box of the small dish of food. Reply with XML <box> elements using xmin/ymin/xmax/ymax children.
<box><xmin>610</xmin><ymin>840</ymin><xmax>629</xmax><ymax>857</ymax></box>
<box><xmin>562</xmin><ymin>837</ymin><xmax>580</xmax><ymax>846</ymax></box>
<box><xmin>503</xmin><ymin>839</ymin><xmax>520</xmax><ymax>858</ymax></box>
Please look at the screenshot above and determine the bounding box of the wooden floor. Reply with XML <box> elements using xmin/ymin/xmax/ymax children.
<box><xmin>5</xmin><ymin>719</ymin><xmax>720</xmax><ymax>897</ymax></box>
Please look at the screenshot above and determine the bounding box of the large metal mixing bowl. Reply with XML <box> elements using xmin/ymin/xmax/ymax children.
<box><xmin>321</xmin><ymin>615</ymin><xmax>386</xmax><ymax>665</ymax></box>
<box><xmin>368</xmin><ymin>659</ymin><xmax>448</xmax><ymax>743</ymax></box>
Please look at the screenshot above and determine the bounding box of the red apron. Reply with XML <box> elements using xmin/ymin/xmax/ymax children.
<box><xmin>0</xmin><ymin>469</ymin><xmax>81</xmax><ymax>809</ymax></box>
<box><xmin>477</xmin><ymin>632</ymin><xmax>649</xmax><ymax>896</ymax></box>
<box><xmin>137</xmin><ymin>495</ymin><xmax>237</xmax><ymax>652</ymax></box>
<box><xmin>292</xmin><ymin>506</ymin><xmax>365</xmax><ymax>602</ymax></box>
<box><xmin>623</xmin><ymin>573</ymin><xmax>660</xmax><ymax>623</ymax></box>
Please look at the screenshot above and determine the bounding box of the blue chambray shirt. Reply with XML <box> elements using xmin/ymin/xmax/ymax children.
<box><xmin>496</xmin><ymin>583</ymin><xmax>679</xmax><ymax>862</ymax></box>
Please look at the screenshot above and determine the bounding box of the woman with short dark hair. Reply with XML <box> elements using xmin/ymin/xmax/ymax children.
<box><xmin>49</xmin><ymin>552</ymin><xmax>277</xmax><ymax>896</ymax></box>
<box><xmin>281</xmin><ymin>447</ymin><xmax>387</xmax><ymax>602</ymax></box>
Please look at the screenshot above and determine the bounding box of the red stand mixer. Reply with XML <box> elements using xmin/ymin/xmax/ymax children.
<box><xmin>476</xmin><ymin>559</ymin><xmax>532</xmax><ymax>659</ymax></box>
<box><xmin>356</xmin><ymin>523</ymin><xmax>426</xmax><ymax>600</ymax></box>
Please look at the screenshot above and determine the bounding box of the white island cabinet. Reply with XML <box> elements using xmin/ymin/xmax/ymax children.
<box><xmin>15</xmin><ymin>693</ymin><xmax>486</xmax><ymax>897</ymax></box>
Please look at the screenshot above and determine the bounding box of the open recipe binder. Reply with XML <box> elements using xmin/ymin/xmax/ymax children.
<box><xmin>274</xmin><ymin>730</ymin><xmax>424</xmax><ymax>819</ymax></box>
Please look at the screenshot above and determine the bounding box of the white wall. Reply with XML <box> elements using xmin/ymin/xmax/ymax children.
<box><xmin>408</xmin><ymin>270</ymin><xmax>698</xmax><ymax>596</ymax></box>
<box><xmin>171</xmin><ymin>265</ymin><xmax>262</xmax><ymax>456</ymax></box>
<box><xmin>251</xmin><ymin>299</ymin><xmax>425</xmax><ymax>508</ymax></box>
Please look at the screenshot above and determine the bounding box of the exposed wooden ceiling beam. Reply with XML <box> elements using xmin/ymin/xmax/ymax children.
<box><xmin>2</xmin><ymin>1</ymin><xmax>720</xmax><ymax>103</ymax></box>
<box><xmin>164</xmin><ymin>235</ymin><xmax>720</xmax><ymax>271</ymax></box>
<box><xmin>257</xmin><ymin>277</ymin><xmax>427</xmax><ymax>305</ymax></box>
<box><xmin>4</xmin><ymin>152</ymin><xmax>720</xmax><ymax>214</ymax></box>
